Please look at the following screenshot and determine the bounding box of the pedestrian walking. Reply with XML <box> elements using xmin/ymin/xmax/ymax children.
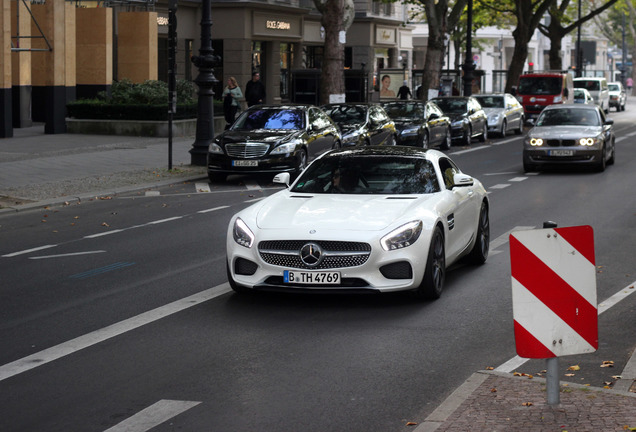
<box><xmin>397</xmin><ymin>80</ymin><xmax>412</xmax><ymax>100</ymax></box>
<box><xmin>627</xmin><ymin>77</ymin><xmax>633</xmax><ymax>95</ymax></box>
<box><xmin>222</xmin><ymin>77</ymin><xmax>243</xmax><ymax>129</ymax></box>
<box><xmin>245</xmin><ymin>71</ymin><xmax>266</xmax><ymax>107</ymax></box>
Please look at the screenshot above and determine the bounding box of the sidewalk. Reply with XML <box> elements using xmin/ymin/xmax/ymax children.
<box><xmin>1</xmin><ymin>125</ymin><xmax>635</xmax><ymax>431</ymax></box>
<box><xmin>0</xmin><ymin>123</ymin><xmax>207</xmax><ymax>211</ymax></box>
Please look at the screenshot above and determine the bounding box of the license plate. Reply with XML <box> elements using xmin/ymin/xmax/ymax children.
<box><xmin>232</xmin><ymin>160</ymin><xmax>258</xmax><ymax>167</ymax></box>
<box><xmin>549</xmin><ymin>150</ymin><xmax>574</xmax><ymax>156</ymax></box>
<box><xmin>283</xmin><ymin>270</ymin><xmax>341</xmax><ymax>285</ymax></box>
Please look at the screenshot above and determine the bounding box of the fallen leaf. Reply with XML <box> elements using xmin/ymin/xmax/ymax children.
<box><xmin>63</xmin><ymin>202</ymin><xmax>70</xmax><ymax>206</ymax></box>
<box><xmin>74</xmin><ymin>216</ymin><xmax>79</xmax><ymax>219</ymax></box>
<box><xmin>485</xmin><ymin>366</ymin><xmax>494</xmax><ymax>370</ymax></box>
<box><xmin>491</xmin><ymin>388</ymin><xmax>497</xmax><ymax>393</ymax></box>
<box><xmin>406</xmin><ymin>422</ymin><xmax>417</xmax><ymax>426</ymax></box>
<box><xmin>101</xmin><ymin>222</ymin><xmax>110</xmax><ymax>227</ymax></box>
<box><xmin>565</xmin><ymin>373</ymin><xmax>576</xmax><ymax>377</ymax></box>
<box><xmin>41</xmin><ymin>220</ymin><xmax>46</xmax><ymax>223</ymax></box>
<box><xmin>567</xmin><ymin>365</ymin><xmax>580</xmax><ymax>371</ymax></box>
<box><xmin>613</xmin><ymin>376</ymin><xmax>622</xmax><ymax>380</ymax></box>
<box><xmin>522</xmin><ymin>402</ymin><xmax>533</xmax><ymax>406</ymax></box>
<box><xmin>44</xmin><ymin>206</ymin><xmax>50</xmax><ymax>210</ymax></box>
<box><xmin>601</xmin><ymin>361</ymin><xmax>614</xmax><ymax>368</ymax></box>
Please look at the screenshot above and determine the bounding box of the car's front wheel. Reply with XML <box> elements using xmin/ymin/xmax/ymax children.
<box><xmin>295</xmin><ymin>149</ymin><xmax>308</xmax><ymax>177</ymax></box>
<box><xmin>515</xmin><ymin>117</ymin><xmax>525</xmax><ymax>135</ymax></box>
<box><xmin>463</xmin><ymin>126</ymin><xmax>472</xmax><ymax>146</ymax></box>
<box><xmin>479</xmin><ymin>123</ymin><xmax>487</xmax><ymax>142</ymax></box>
<box><xmin>413</xmin><ymin>226</ymin><xmax>445</xmax><ymax>300</ymax></box>
<box><xmin>500</xmin><ymin>120</ymin><xmax>507</xmax><ymax>137</ymax></box>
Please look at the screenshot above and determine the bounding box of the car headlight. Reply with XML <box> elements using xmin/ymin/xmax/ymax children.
<box><xmin>342</xmin><ymin>130</ymin><xmax>363</xmax><ymax>144</ymax></box>
<box><xmin>578</xmin><ymin>137</ymin><xmax>598</xmax><ymax>146</ymax></box>
<box><xmin>451</xmin><ymin>120</ymin><xmax>465</xmax><ymax>128</ymax></box>
<box><xmin>528</xmin><ymin>138</ymin><xmax>544</xmax><ymax>146</ymax></box>
<box><xmin>209</xmin><ymin>142</ymin><xmax>224</xmax><ymax>154</ymax></box>
<box><xmin>400</xmin><ymin>127</ymin><xmax>419</xmax><ymax>136</ymax></box>
<box><xmin>270</xmin><ymin>142</ymin><xmax>298</xmax><ymax>155</ymax></box>
<box><xmin>380</xmin><ymin>221</ymin><xmax>423</xmax><ymax>251</ymax></box>
<box><xmin>233</xmin><ymin>218</ymin><xmax>255</xmax><ymax>248</ymax></box>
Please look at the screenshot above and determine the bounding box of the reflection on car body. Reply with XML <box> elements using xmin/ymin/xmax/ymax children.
<box><xmin>573</xmin><ymin>88</ymin><xmax>594</xmax><ymax>105</ymax></box>
<box><xmin>523</xmin><ymin>104</ymin><xmax>615</xmax><ymax>172</ymax></box>
<box><xmin>380</xmin><ymin>100</ymin><xmax>452</xmax><ymax>149</ymax></box>
<box><xmin>226</xmin><ymin>146</ymin><xmax>490</xmax><ymax>300</ymax></box>
<box><xmin>474</xmin><ymin>93</ymin><xmax>525</xmax><ymax>137</ymax></box>
<box><xmin>207</xmin><ymin>104</ymin><xmax>341</xmax><ymax>182</ymax></box>
<box><xmin>429</xmin><ymin>96</ymin><xmax>488</xmax><ymax>146</ymax></box>
<box><xmin>321</xmin><ymin>103</ymin><xmax>397</xmax><ymax>147</ymax></box>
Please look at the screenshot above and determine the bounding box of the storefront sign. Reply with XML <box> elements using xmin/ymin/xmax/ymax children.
<box><xmin>253</xmin><ymin>12</ymin><xmax>301</xmax><ymax>39</ymax></box>
<box><xmin>376</xmin><ymin>26</ymin><xmax>396</xmax><ymax>45</ymax></box>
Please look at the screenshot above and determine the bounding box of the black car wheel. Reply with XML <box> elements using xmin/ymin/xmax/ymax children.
<box><xmin>413</xmin><ymin>226</ymin><xmax>445</xmax><ymax>300</ymax></box>
<box><xmin>440</xmin><ymin>127</ymin><xmax>451</xmax><ymax>150</ymax></box>
<box><xmin>608</xmin><ymin>141</ymin><xmax>615</xmax><ymax>165</ymax></box>
<box><xmin>515</xmin><ymin>117</ymin><xmax>524</xmax><ymax>135</ymax></box>
<box><xmin>596</xmin><ymin>145</ymin><xmax>607</xmax><ymax>172</ymax></box>
<box><xmin>467</xmin><ymin>201</ymin><xmax>490</xmax><ymax>265</ymax></box>
<box><xmin>227</xmin><ymin>262</ymin><xmax>249</xmax><ymax>294</ymax></box>
<box><xmin>463</xmin><ymin>126</ymin><xmax>472</xmax><ymax>146</ymax></box>
<box><xmin>479</xmin><ymin>123</ymin><xmax>487</xmax><ymax>142</ymax></box>
<box><xmin>500</xmin><ymin>120</ymin><xmax>507</xmax><ymax>137</ymax></box>
<box><xmin>420</xmin><ymin>131</ymin><xmax>429</xmax><ymax>149</ymax></box>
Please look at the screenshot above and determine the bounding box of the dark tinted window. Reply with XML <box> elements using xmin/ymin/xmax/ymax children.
<box><xmin>234</xmin><ymin>109</ymin><xmax>305</xmax><ymax>130</ymax></box>
<box><xmin>475</xmin><ymin>96</ymin><xmax>504</xmax><ymax>108</ymax></box>
<box><xmin>431</xmin><ymin>98</ymin><xmax>467</xmax><ymax>114</ymax></box>
<box><xmin>518</xmin><ymin>77</ymin><xmax>562</xmax><ymax>95</ymax></box>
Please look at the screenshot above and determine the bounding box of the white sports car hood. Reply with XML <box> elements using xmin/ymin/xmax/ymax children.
<box><xmin>255</xmin><ymin>193</ymin><xmax>433</xmax><ymax>231</ymax></box>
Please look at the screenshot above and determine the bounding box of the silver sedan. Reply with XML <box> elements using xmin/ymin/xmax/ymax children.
<box><xmin>523</xmin><ymin>104</ymin><xmax>615</xmax><ymax>172</ymax></box>
<box><xmin>474</xmin><ymin>93</ymin><xmax>525</xmax><ymax>137</ymax></box>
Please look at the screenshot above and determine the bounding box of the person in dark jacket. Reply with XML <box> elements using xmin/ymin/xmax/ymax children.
<box><xmin>397</xmin><ymin>80</ymin><xmax>412</xmax><ymax>100</ymax></box>
<box><xmin>245</xmin><ymin>71</ymin><xmax>266</xmax><ymax>107</ymax></box>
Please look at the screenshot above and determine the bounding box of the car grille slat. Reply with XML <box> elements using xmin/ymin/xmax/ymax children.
<box><xmin>226</xmin><ymin>143</ymin><xmax>269</xmax><ymax>158</ymax></box>
<box><xmin>258</xmin><ymin>240</ymin><xmax>372</xmax><ymax>270</ymax></box>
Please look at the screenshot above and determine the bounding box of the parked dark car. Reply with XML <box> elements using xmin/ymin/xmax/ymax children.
<box><xmin>321</xmin><ymin>102</ymin><xmax>397</xmax><ymax>146</ymax></box>
<box><xmin>380</xmin><ymin>100</ymin><xmax>451</xmax><ymax>149</ymax></box>
<box><xmin>474</xmin><ymin>93</ymin><xmax>525</xmax><ymax>137</ymax></box>
<box><xmin>207</xmin><ymin>104</ymin><xmax>341</xmax><ymax>182</ymax></box>
<box><xmin>429</xmin><ymin>96</ymin><xmax>488</xmax><ymax>146</ymax></box>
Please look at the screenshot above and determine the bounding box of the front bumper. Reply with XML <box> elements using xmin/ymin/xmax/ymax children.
<box><xmin>523</xmin><ymin>147</ymin><xmax>604</xmax><ymax>166</ymax></box>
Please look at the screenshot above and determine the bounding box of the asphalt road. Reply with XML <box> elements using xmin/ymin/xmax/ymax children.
<box><xmin>1</xmin><ymin>107</ymin><xmax>635</xmax><ymax>432</ymax></box>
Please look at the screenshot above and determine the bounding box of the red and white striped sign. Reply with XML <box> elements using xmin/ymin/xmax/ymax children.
<box><xmin>510</xmin><ymin>225</ymin><xmax>598</xmax><ymax>359</ymax></box>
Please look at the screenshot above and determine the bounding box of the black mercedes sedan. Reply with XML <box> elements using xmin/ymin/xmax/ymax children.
<box><xmin>321</xmin><ymin>102</ymin><xmax>397</xmax><ymax>147</ymax></box>
<box><xmin>207</xmin><ymin>104</ymin><xmax>341</xmax><ymax>182</ymax></box>
<box><xmin>429</xmin><ymin>96</ymin><xmax>488</xmax><ymax>146</ymax></box>
<box><xmin>380</xmin><ymin>100</ymin><xmax>451</xmax><ymax>149</ymax></box>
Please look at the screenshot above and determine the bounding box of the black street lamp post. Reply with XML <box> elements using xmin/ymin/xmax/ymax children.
<box><xmin>189</xmin><ymin>0</ymin><xmax>219</xmax><ymax>166</ymax></box>
<box><xmin>462</xmin><ymin>0</ymin><xmax>475</xmax><ymax>96</ymax></box>
<box><xmin>576</xmin><ymin>0</ymin><xmax>582</xmax><ymax>78</ymax></box>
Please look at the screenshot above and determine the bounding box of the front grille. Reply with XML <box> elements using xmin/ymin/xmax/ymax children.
<box><xmin>546</xmin><ymin>139</ymin><xmax>577</xmax><ymax>147</ymax></box>
<box><xmin>258</xmin><ymin>240</ymin><xmax>372</xmax><ymax>270</ymax></box>
<box><xmin>225</xmin><ymin>143</ymin><xmax>269</xmax><ymax>158</ymax></box>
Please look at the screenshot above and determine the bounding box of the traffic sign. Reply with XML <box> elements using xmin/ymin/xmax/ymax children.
<box><xmin>510</xmin><ymin>225</ymin><xmax>598</xmax><ymax>359</ymax></box>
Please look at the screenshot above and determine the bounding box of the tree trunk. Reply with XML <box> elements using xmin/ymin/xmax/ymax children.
<box><xmin>506</xmin><ymin>27</ymin><xmax>529</xmax><ymax>93</ymax></box>
<box><xmin>420</xmin><ymin>0</ymin><xmax>448</xmax><ymax>100</ymax></box>
<box><xmin>320</xmin><ymin>0</ymin><xmax>345</xmax><ymax>104</ymax></box>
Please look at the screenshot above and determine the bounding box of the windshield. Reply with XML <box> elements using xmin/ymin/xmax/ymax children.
<box><xmin>232</xmin><ymin>109</ymin><xmax>305</xmax><ymax>130</ymax></box>
<box><xmin>323</xmin><ymin>105</ymin><xmax>367</xmax><ymax>125</ymax></box>
<box><xmin>381</xmin><ymin>102</ymin><xmax>425</xmax><ymax>120</ymax></box>
<box><xmin>291</xmin><ymin>155</ymin><xmax>441</xmax><ymax>195</ymax></box>
<box><xmin>536</xmin><ymin>108</ymin><xmax>600</xmax><ymax>127</ymax></box>
<box><xmin>517</xmin><ymin>77</ymin><xmax>562</xmax><ymax>95</ymax></box>
<box><xmin>574</xmin><ymin>80</ymin><xmax>600</xmax><ymax>91</ymax></box>
<box><xmin>431</xmin><ymin>98</ymin><xmax>467</xmax><ymax>114</ymax></box>
<box><xmin>608</xmin><ymin>84</ymin><xmax>620</xmax><ymax>91</ymax></box>
<box><xmin>474</xmin><ymin>96</ymin><xmax>504</xmax><ymax>108</ymax></box>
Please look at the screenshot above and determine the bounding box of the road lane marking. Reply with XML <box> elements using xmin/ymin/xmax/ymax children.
<box><xmin>29</xmin><ymin>251</ymin><xmax>107</xmax><ymax>260</ymax></box>
<box><xmin>148</xmin><ymin>216</ymin><xmax>183</xmax><ymax>224</ymax></box>
<box><xmin>85</xmin><ymin>229</ymin><xmax>125</xmax><ymax>239</ymax></box>
<box><xmin>495</xmin><ymin>280</ymin><xmax>636</xmax><ymax>373</ymax></box>
<box><xmin>1</xmin><ymin>244</ymin><xmax>58</xmax><ymax>258</ymax></box>
<box><xmin>103</xmin><ymin>400</ymin><xmax>201</xmax><ymax>432</ymax></box>
<box><xmin>489</xmin><ymin>184</ymin><xmax>510</xmax><ymax>190</ymax></box>
<box><xmin>450</xmin><ymin>146</ymin><xmax>488</xmax><ymax>155</ymax></box>
<box><xmin>508</xmin><ymin>177</ymin><xmax>528</xmax><ymax>182</ymax></box>
<box><xmin>0</xmin><ymin>283</ymin><xmax>231</xmax><ymax>382</ymax></box>
<box><xmin>197</xmin><ymin>205</ymin><xmax>229</xmax><ymax>214</ymax></box>
<box><xmin>489</xmin><ymin>226</ymin><xmax>535</xmax><ymax>256</ymax></box>
<box><xmin>145</xmin><ymin>191</ymin><xmax>160</xmax><ymax>197</ymax></box>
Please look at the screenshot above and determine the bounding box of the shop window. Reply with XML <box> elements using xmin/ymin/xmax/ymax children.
<box><xmin>305</xmin><ymin>46</ymin><xmax>323</xmax><ymax>69</ymax></box>
<box><xmin>280</xmin><ymin>43</ymin><xmax>294</xmax><ymax>101</ymax></box>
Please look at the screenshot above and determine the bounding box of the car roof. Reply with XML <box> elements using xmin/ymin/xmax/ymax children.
<box><xmin>542</xmin><ymin>103</ymin><xmax>599</xmax><ymax>111</ymax></box>
<box><xmin>248</xmin><ymin>104</ymin><xmax>317</xmax><ymax>110</ymax></box>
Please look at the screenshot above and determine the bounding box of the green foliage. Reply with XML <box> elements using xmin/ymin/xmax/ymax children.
<box><xmin>68</xmin><ymin>79</ymin><xmax>199</xmax><ymax>120</ymax></box>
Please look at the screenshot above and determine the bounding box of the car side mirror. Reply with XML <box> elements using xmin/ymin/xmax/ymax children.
<box><xmin>428</xmin><ymin>112</ymin><xmax>439</xmax><ymax>120</ymax></box>
<box><xmin>273</xmin><ymin>172</ymin><xmax>291</xmax><ymax>187</ymax></box>
<box><xmin>526</xmin><ymin>118</ymin><xmax>535</xmax><ymax>127</ymax></box>
<box><xmin>452</xmin><ymin>173</ymin><xmax>474</xmax><ymax>188</ymax></box>
<box><xmin>604</xmin><ymin>118</ymin><xmax>614</xmax><ymax>125</ymax></box>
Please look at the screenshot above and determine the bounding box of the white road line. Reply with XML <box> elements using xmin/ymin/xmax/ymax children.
<box><xmin>489</xmin><ymin>184</ymin><xmax>510</xmax><ymax>190</ymax></box>
<box><xmin>195</xmin><ymin>182</ymin><xmax>211</xmax><ymax>193</ymax></box>
<box><xmin>495</xmin><ymin>280</ymin><xmax>636</xmax><ymax>373</ymax></box>
<box><xmin>144</xmin><ymin>191</ymin><xmax>161</xmax><ymax>197</ymax></box>
<box><xmin>484</xmin><ymin>172</ymin><xmax>518</xmax><ymax>176</ymax></box>
<box><xmin>492</xmin><ymin>137</ymin><xmax>519</xmax><ymax>146</ymax></box>
<box><xmin>148</xmin><ymin>216</ymin><xmax>183</xmax><ymax>225</ymax></box>
<box><xmin>85</xmin><ymin>229</ymin><xmax>125</xmax><ymax>239</ymax></box>
<box><xmin>2</xmin><ymin>244</ymin><xmax>58</xmax><ymax>258</ymax></box>
<box><xmin>450</xmin><ymin>146</ymin><xmax>488</xmax><ymax>155</ymax></box>
<box><xmin>197</xmin><ymin>205</ymin><xmax>229</xmax><ymax>214</ymax></box>
<box><xmin>244</xmin><ymin>197</ymin><xmax>266</xmax><ymax>203</ymax></box>
<box><xmin>103</xmin><ymin>400</ymin><xmax>201</xmax><ymax>432</ymax></box>
<box><xmin>29</xmin><ymin>251</ymin><xmax>107</xmax><ymax>260</ymax></box>
<box><xmin>0</xmin><ymin>283</ymin><xmax>231</xmax><ymax>382</ymax></box>
<box><xmin>508</xmin><ymin>177</ymin><xmax>528</xmax><ymax>182</ymax></box>
<box><xmin>489</xmin><ymin>226</ymin><xmax>535</xmax><ymax>256</ymax></box>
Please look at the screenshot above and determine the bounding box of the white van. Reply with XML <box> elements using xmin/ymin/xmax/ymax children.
<box><xmin>573</xmin><ymin>77</ymin><xmax>610</xmax><ymax>113</ymax></box>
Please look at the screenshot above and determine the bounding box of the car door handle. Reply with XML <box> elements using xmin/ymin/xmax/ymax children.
<box><xmin>468</xmin><ymin>190</ymin><xmax>474</xmax><ymax>197</ymax></box>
